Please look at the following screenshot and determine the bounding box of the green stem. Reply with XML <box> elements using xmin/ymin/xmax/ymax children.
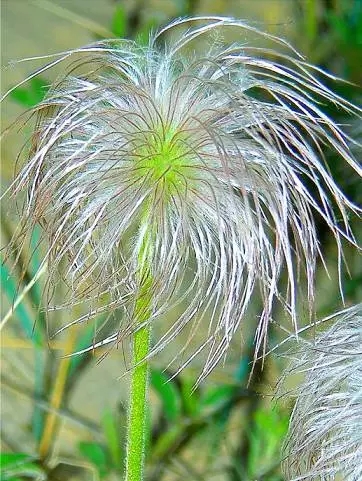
<box><xmin>125</xmin><ymin>323</ymin><xmax>151</xmax><ymax>481</ymax></box>
<box><xmin>125</xmin><ymin>230</ymin><xmax>153</xmax><ymax>481</ymax></box>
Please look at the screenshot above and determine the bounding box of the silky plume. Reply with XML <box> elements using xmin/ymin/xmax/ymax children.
<box><xmin>282</xmin><ymin>304</ymin><xmax>362</xmax><ymax>481</ymax></box>
<box><xmin>2</xmin><ymin>16</ymin><xmax>361</xmax><ymax>383</ymax></box>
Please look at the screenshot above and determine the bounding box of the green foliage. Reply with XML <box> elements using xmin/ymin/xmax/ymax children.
<box><xmin>1</xmin><ymin>262</ymin><xmax>42</xmax><ymax>344</ymax></box>
<box><xmin>9</xmin><ymin>78</ymin><xmax>48</xmax><ymax>108</ymax></box>
<box><xmin>101</xmin><ymin>409</ymin><xmax>123</xmax><ymax>469</ymax></box>
<box><xmin>68</xmin><ymin>323</ymin><xmax>100</xmax><ymax>380</ymax></box>
<box><xmin>78</xmin><ymin>442</ymin><xmax>110</xmax><ymax>479</ymax></box>
<box><xmin>326</xmin><ymin>0</ymin><xmax>362</xmax><ymax>46</ymax></box>
<box><xmin>247</xmin><ymin>406</ymin><xmax>288</xmax><ymax>480</ymax></box>
<box><xmin>111</xmin><ymin>4</ymin><xmax>127</xmax><ymax>37</ymax></box>
<box><xmin>150</xmin><ymin>369</ymin><xmax>181</xmax><ymax>423</ymax></box>
<box><xmin>0</xmin><ymin>453</ymin><xmax>46</xmax><ymax>480</ymax></box>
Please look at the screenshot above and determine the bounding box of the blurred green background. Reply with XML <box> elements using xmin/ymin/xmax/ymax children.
<box><xmin>1</xmin><ymin>1</ymin><xmax>361</xmax><ymax>480</ymax></box>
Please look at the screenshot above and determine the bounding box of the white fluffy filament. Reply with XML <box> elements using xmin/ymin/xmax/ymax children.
<box><xmin>282</xmin><ymin>304</ymin><xmax>362</xmax><ymax>480</ymax></box>
<box><xmin>4</xmin><ymin>17</ymin><xmax>361</xmax><ymax>382</ymax></box>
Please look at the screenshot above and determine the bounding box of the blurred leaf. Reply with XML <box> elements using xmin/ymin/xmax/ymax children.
<box><xmin>78</xmin><ymin>441</ymin><xmax>109</xmax><ymax>479</ymax></box>
<box><xmin>10</xmin><ymin>78</ymin><xmax>48</xmax><ymax>108</ymax></box>
<box><xmin>28</xmin><ymin>227</ymin><xmax>43</xmax><ymax>312</ymax></box>
<box><xmin>112</xmin><ymin>4</ymin><xmax>127</xmax><ymax>37</ymax></box>
<box><xmin>171</xmin><ymin>0</ymin><xmax>198</xmax><ymax>15</ymax></box>
<box><xmin>32</xmin><ymin>349</ymin><xmax>47</xmax><ymax>444</ymax></box>
<box><xmin>0</xmin><ymin>453</ymin><xmax>34</xmax><ymax>468</ymax></box>
<box><xmin>151</xmin><ymin>422</ymin><xmax>185</xmax><ymax>461</ymax></box>
<box><xmin>1</xmin><ymin>241</ymin><xmax>47</xmax><ymax>442</ymax></box>
<box><xmin>1</xmin><ymin>248</ymin><xmax>46</xmax><ymax>441</ymax></box>
<box><xmin>234</xmin><ymin>355</ymin><xmax>251</xmax><ymax>383</ymax></box>
<box><xmin>101</xmin><ymin>408</ymin><xmax>123</xmax><ymax>468</ymax></box>
<box><xmin>200</xmin><ymin>384</ymin><xmax>236</xmax><ymax>410</ymax></box>
<box><xmin>326</xmin><ymin>0</ymin><xmax>362</xmax><ymax>45</ymax></box>
<box><xmin>344</xmin><ymin>274</ymin><xmax>362</xmax><ymax>298</ymax></box>
<box><xmin>304</xmin><ymin>0</ymin><xmax>318</xmax><ymax>44</ymax></box>
<box><xmin>200</xmin><ymin>384</ymin><xmax>241</xmax><ymax>459</ymax></box>
<box><xmin>247</xmin><ymin>405</ymin><xmax>288</xmax><ymax>478</ymax></box>
<box><xmin>2</xmin><ymin>465</ymin><xmax>46</xmax><ymax>481</ymax></box>
<box><xmin>0</xmin><ymin>263</ymin><xmax>42</xmax><ymax>345</ymax></box>
<box><xmin>150</xmin><ymin>369</ymin><xmax>181</xmax><ymax>423</ymax></box>
<box><xmin>28</xmin><ymin>227</ymin><xmax>48</xmax><ymax>444</ymax></box>
<box><xmin>180</xmin><ymin>377</ymin><xmax>199</xmax><ymax>416</ymax></box>
<box><xmin>68</xmin><ymin>323</ymin><xmax>97</xmax><ymax>379</ymax></box>
<box><xmin>0</xmin><ymin>453</ymin><xmax>46</xmax><ymax>480</ymax></box>
<box><xmin>171</xmin><ymin>0</ymin><xmax>187</xmax><ymax>13</ymax></box>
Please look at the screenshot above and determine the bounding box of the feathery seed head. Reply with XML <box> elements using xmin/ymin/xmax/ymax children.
<box><xmin>282</xmin><ymin>304</ymin><xmax>362</xmax><ymax>480</ymax></box>
<box><xmin>4</xmin><ymin>17</ymin><xmax>361</xmax><ymax>382</ymax></box>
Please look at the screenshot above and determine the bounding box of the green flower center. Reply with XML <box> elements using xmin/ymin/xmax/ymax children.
<box><xmin>136</xmin><ymin>126</ymin><xmax>192</xmax><ymax>195</ymax></box>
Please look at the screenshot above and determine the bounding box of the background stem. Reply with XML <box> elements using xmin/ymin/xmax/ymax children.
<box><xmin>38</xmin><ymin>326</ymin><xmax>78</xmax><ymax>458</ymax></box>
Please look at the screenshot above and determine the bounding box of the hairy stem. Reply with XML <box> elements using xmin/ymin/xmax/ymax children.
<box><xmin>125</xmin><ymin>323</ymin><xmax>151</xmax><ymax>481</ymax></box>
<box><xmin>125</xmin><ymin>230</ymin><xmax>152</xmax><ymax>481</ymax></box>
